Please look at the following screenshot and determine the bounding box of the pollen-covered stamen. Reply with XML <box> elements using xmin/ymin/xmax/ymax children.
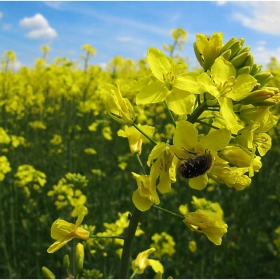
<box><xmin>163</xmin><ymin>72</ymin><xmax>177</xmax><ymax>90</ymax></box>
<box><xmin>218</xmin><ymin>76</ymin><xmax>236</xmax><ymax>96</ymax></box>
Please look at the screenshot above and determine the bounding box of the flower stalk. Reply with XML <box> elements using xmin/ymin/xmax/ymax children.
<box><xmin>119</xmin><ymin>208</ymin><xmax>142</xmax><ymax>278</ymax></box>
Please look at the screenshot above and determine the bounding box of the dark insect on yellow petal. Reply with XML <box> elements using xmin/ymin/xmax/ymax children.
<box><xmin>177</xmin><ymin>150</ymin><xmax>213</xmax><ymax>179</ymax></box>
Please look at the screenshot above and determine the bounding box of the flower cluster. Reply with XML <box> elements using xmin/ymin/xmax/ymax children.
<box><xmin>101</xmin><ymin>32</ymin><xmax>279</xmax><ymax>248</ymax></box>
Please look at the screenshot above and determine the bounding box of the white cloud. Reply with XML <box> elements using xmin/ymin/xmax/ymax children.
<box><xmin>216</xmin><ymin>1</ymin><xmax>227</xmax><ymax>6</ymax></box>
<box><xmin>0</xmin><ymin>11</ymin><xmax>3</xmax><ymax>19</ymax></box>
<box><xmin>7</xmin><ymin>60</ymin><xmax>22</xmax><ymax>72</ymax></box>
<box><xmin>2</xmin><ymin>24</ymin><xmax>12</xmax><ymax>31</ymax></box>
<box><xmin>44</xmin><ymin>1</ymin><xmax>64</xmax><ymax>10</ymax></box>
<box><xmin>232</xmin><ymin>2</ymin><xmax>280</xmax><ymax>35</ymax></box>
<box><xmin>19</xmin><ymin>13</ymin><xmax>58</xmax><ymax>39</ymax></box>
<box><xmin>98</xmin><ymin>62</ymin><xmax>107</xmax><ymax>70</ymax></box>
<box><xmin>253</xmin><ymin>46</ymin><xmax>280</xmax><ymax>68</ymax></box>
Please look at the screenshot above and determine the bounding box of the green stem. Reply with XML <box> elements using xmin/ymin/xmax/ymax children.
<box><xmin>132</xmin><ymin>123</ymin><xmax>157</xmax><ymax>146</ymax></box>
<box><xmin>196</xmin><ymin>119</ymin><xmax>237</xmax><ymax>137</ymax></box>
<box><xmin>136</xmin><ymin>154</ymin><xmax>147</xmax><ymax>175</ymax></box>
<box><xmin>119</xmin><ymin>208</ymin><xmax>142</xmax><ymax>278</ymax></box>
<box><xmin>196</xmin><ymin>119</ymin><xmax>220</xmax><ymax>130</ymax></box>
<box><xmin>89</xmin><ymin>235</ymin><xmax>125</xmax><ymax>239</ymax></box>
<box><xmin>164</xmin><ymin>100</ymin><xmax>176</xmax><ymax>127</ymax></box>
<box><xmin>187</xmin><ymin>101</ymin><xmax>208</xmax><ymax>124</ymax></box>
<box><xmin>198</xmin><ymin>115</ymin><xmax>216</xmax><ymax>121</ymax></box>
<box><xmin>130</xmin><ymin>268</ymin><xmax>139</xmax><ymax>279</ymax></box>
<box><xmin>152</xmin><ymin>205</ymin><xmax>184</xmax><ymax>219</ymax></box>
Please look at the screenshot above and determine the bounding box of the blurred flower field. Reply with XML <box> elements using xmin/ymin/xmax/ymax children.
<box><xmin>1</xmin><ymin>30</ymin><xmax>280</xmax><ymax>278</ymax></box>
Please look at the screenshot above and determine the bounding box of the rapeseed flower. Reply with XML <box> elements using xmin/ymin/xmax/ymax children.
<box><xmin>147</xmin><ymin>142</ymin><xmax>177</xmax><ymax>194</ymax></box>
<box><xmin>136</xmin><ymin>47</ymin><xmax>203</xmax><ymax>115</ymax></box>
<box><xmin>193</xmin><ymin>32</ymin><xmax>223</xmax><ymax>70</ymax></box>
<box><xmin>101</xmin><ymin>83</ymin><xmax>135</xmax><ymax>125</ymax></box>
<box><xmin>117</xmin><ymin>124</ymin><xmax>155</xmax><ymax>154</ymax></box>
<box><xmin>131</xmin><ymin>248</ymin><xmax>164</xmax><ymax>275</ymax></box>
<box><xmin>184</xmin><ymin>210</ymin><xmax>228</xmax><ymax>245</ymax></box>
<box><xmin>197</xmin><ymin>56</ymin><xmax>257</xmax><ymax>133</ymax></box>
<box><xmin>47</xmin><ymin>206</ymin><xmax>90</xmax><ymax>253</ymax></box>
<box><xmin>132</xmin><ymin>171</ymin><xmax>160</xmax><ymax>211</ymax></box>
<box><xmin>172</xmin><ymin>120</ymin><xmax>231</xmax><ymax>190</ymax></box>
<box><xmin>0</xmin><ymin>156</ymin><xmax>11</xmax><ymax>181</ymax></box>
<box><xmin>150</xmin><ymin>232</ymin><xmax>176</xmax><ymax>258</ymax></box>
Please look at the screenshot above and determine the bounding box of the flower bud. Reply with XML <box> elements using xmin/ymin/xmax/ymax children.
<box><xmin>76</xmin><ymin>243</ymin><xmax>84</xmax><ymax>272</ymax></box>
<box><xmin>63</xmin><ymin>254</ymin><xmax>70</xmax><ymax>269</ymax></box>
<box><xmin>218</xmin><ymin>146</ymin><xmax>262</xmax><ymax>171</ymax></box>
<box><xmin>101</xmin><ymin>84</ymin><xmax>135</xmax><ymax>125</ymax></box>
<box><xmin>230</xmin><ymin>52</ymin><xmax>249</xmax><ymax>69</ymax></box>
<box><xmin>42</xmin><ymin>266</ymin><xmax>55</xmax><ymax>279</ymax></box>
<box><xmin>240</xmin><ymin>88</ymin><xmax>275</xmax><ymax>105</ymax></box>
<box><xmin>253</xmin><ymin>71</ymin><xmax>273</xmax><ymax>87</ymax></box>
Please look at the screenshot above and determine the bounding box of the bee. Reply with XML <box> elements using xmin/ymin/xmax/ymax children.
<box><xmin>176</xmin><ymin>149</ymin><xmax>213</xmax><ymax>179</ymax></box>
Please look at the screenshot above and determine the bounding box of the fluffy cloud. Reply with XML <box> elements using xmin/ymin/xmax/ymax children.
<box><xmin>19</xmin><ymin>13</ymin><xmax>58</xmax><ymax>39</ymax></box>
<box><xmin>231</xmin><ymin>2</ymin><xmax>280</xmax><ymax>35</ymax></box>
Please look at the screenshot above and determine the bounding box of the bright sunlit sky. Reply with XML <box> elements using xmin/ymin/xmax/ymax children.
<box><xmin>1</xmin><ymin>1</ymin><xmax>280</xmax><ymax>70</ymax></box>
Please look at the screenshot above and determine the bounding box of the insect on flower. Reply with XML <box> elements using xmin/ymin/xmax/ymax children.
<box><xmin>177</xmin><ymin>149</ymin><xmax>214</xmax><ymax>179</ymax></box>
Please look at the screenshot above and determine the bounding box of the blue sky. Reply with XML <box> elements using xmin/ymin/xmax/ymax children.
<box><xmin>1</xmin><ymin>1</ymin><xmax>280</xmax><ymax>70</ymax></box>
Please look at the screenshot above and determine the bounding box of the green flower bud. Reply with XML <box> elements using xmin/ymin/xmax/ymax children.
<box><xmin>220</xmin><ymin>49</ymin><xmax>232</xmax><ymax>60</ymax></box>
<box><xmin>63</xmin><ymin>254</ymin><xmax>70</xmax><ymax>269</ymax></box>
<box><xmin>42</xmin><ymin>266</ymin><xmax>56</xmax><ymax>279</ymax></box>
<box><xmin>240</xmin><ymin>89</ymin><xmax>275</xmax><ymax>105</ymax></box>
<box><xmin>236</xmin><ymin>45</ymin><xmax>251</xmax><ymax>56</ymax></box>
<box><xmin>253</xmin><ymin>71</ymin><xmax>273</xmax><ymax>88</ymax></box>
<box><xmin>220</xmin><ymin>37</ymin><xmax>237</xmax><ymax>54</ymax></box>
<box><xmin>227</xmin><ymin>40</ymin><xmax>243</xmax><ymax>60</ymax></box>
<box><xmin>242</xmin><ymin>53</ymin><xmax>254</xmax><ymax>68</ymax></box>
<box><xmin>250</xmin><ymin>63</ymin><xmax>262</xmax><ymax>76</ymax></box>
<box><xmin>254</xmin><ymin>96</ymin><xmax>280</xmax><ymax>106</ymax></box>
<box><xmin>237</xmin><ymin>66</ymin><xmax>251</xmax><ymax>76</ymax></box>
<box><xmin>230</xmin><ymin>52</ymin><xmax>249</xmax><ymax>69</ymax></box>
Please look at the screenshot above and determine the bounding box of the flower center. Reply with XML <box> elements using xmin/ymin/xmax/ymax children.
<box><xmin>218</xmin><ymin>76</ymin><xmax>236</xmax><ymax>96</ymax></box>
<box><xmin>163</xmin><ymin>72</ymin><xmax>176</xmax><ymax>91</ymax></box>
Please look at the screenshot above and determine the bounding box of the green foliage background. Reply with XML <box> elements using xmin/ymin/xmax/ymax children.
<box><xmin>1</xmin><ymin>42</ymin><xmax>280</xmax><ymax>279</ymax></box>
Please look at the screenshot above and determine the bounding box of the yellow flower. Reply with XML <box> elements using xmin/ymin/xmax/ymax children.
<box><xmin>150</xmin><ymin>232</ymin><xmax>176</xmax><ymax>258</ymax></box>
<box><xmin>172</xmin><ymin>120</ymin><xmax>231</xmax><ymax>190</ymax></box>
<box><xmin>101</xmin><ymin>83</ymin><xmax>135</xmax><ymax>125</ymax></box>
<box><xmin>28</xmin><ymin>121</ymin><xmax>47</xmax><ymax>130</ymax></box>
<box><xmin>50</xmin><ymin>134</ymin><xmax>63</xmax><ymax>145</ymax></box>
<box><xmin>194</xmin><ymin>32</ymin><xmax>223</xmax><ymax>70</ymax></box>
<box><xmin>184</xmin><ymin>210</ymin><xmax>228</xmax><ymax>245</ymax></box>
<box><xmin>0</xmin><ymin>156</ymin><xmax>11</xmax><ymax>181</ymax></box>
<box><xmin>47</xmin><ymin>206</ymin><xmax>90</xmax><ymax>253</ymax></box>
<box><xmin>102</xmin><ymin>126</ymin><xmax>112</xmax><ymax>140</ymax></box>
<box><xmin>132</xmin><ymin>171</ymin><xmax>160</xmax><ymax>212</ymax></box>
<box><xmin>218</xmin><ymin>145</ymin><xmax>262</xmax><ymax>177</ymax></box>
<box><xmin>179</xmin><ymin>204</ymin><xmax>189</xmax><ymax>216</ymax></box>
<box><xmin>147</xmin><ymin>142</ymin><xmax>177</xmax><ymax>194</ymax></box>
<box><xmin>189</xmin><ymin>241</ymin><xmax>197</xmax><ymax>252</ymax></box>
<box><xmin>131</xmin><ymin>248</ymin><xmax>164</xmax><ymax>275</ymax></box>
<box><xmin>0</xmin><ymin>127</ymin><xmax>11</xmax><ymax>144</ymax></box>
<box><xmin>136</xmin><ymin>47</ymin><xmax>201</xmax><ymax>115</ymax></box>
<box><xmin>191</xmin><ymin>196</ymin><xmax>224</xmax><ymax>219</ymax></box>
<box><xmin>117</xmin><ymin>124</ymin><xmax>155</xmax><ymax>154</ymax></box>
